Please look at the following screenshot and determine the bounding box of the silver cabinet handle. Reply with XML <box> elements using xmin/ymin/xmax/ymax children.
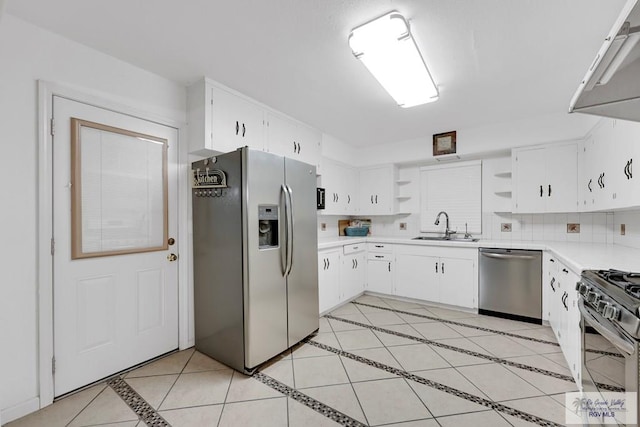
<box><xmin>441</xmin><ymin>262</ymin><xmax>445</xmax><ymax>274</ymax></box>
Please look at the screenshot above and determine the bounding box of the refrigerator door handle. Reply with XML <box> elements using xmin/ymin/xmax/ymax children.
<box><xmin>281</xmin><ymin>184</ymin><xmax>289</xmax><ymax>276</ymax></box>
<box><xmin>285</xmin><ymin>184</ymin><xmax>294</xmax><ymax>276</ymax></box>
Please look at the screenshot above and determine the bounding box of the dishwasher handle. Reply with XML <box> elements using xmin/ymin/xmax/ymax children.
<box><xmin>481</xmin><ymin>252</ymin><xmax>538</xmax><ymax>260</ymax></box>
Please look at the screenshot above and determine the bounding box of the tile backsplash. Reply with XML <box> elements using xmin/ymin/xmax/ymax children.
<box><xmin>480</xmin><ymin>212</ymin><xmax>614</xmax><ymax>244</ymax></box>
<box><xmin>318</xmin><ymin>210</ymin><xmax>640</xmax><ymax>249</ymax></box>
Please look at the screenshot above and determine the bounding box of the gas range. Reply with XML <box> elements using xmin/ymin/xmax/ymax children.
<box><xmin>578</xmin><ymin>269</ymin><xmax>640</xmax><ymax>340</ymax></box>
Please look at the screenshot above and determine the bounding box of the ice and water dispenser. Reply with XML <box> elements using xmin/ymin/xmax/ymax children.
<box><xmin>258</xmin><ymin>205</ymin><xmax>279</xmax><ymax>249</ymax></box>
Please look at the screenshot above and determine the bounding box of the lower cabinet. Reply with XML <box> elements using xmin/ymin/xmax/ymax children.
<box><xmin>318</xmin><ymin>244</ymin><xmax>366</xmax><ymax>313</ymax></box>
<box><xmin>395</xmin><ymin>254</ymin><xmax>439</xmax><ymax>301</ymax></box>
<box><xmin>366</xmin><ymin>255</ymin><xmax>394</xmax><ymax>294</ymax></box>
<box><xmin>394</xmin><ymin>245</ymin><xmax>477</xmax><ymax>309</ymax></box>
<box><xmin>319</xmin><ymin>242</ymin><xmax>478</xmax><ymax>313</ymax></box>
<box><xmin>342</xmin><ymin>245</ymin><xmax>366</xmax><ymax>301</ymax></box>
<box><xmin>366</xmin><ymin>243</ymin><xmax>394</xmax><ymax>294</ymax></box>
<box><xmin>318</xmin><ymin>249</ymin><xmax>341</xmax><ymax>313</ymax></box>
<box><xmin>545</xmin><ymin>253</ymin><xmax>582</xmax><ymax>386</ymax></box>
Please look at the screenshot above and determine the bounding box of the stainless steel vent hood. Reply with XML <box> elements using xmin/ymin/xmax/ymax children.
<box><xmin>569</xmin><ymin>0</ymin><xmax>640</xmax><ymax>121</ymax></box>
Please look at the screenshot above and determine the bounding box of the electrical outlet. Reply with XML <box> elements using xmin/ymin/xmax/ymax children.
<box><xmin>501</xmin><ymin>223</ymin><xmax>512</xmax><ymax>232</ymax></box>
<box><xmin>621</xmin><ymin>224</ymin><xmax>626</xmax><ymax>236</ymax></box>
<box><xmin>321</xmin><ymin>223</ymin><xmax>326</xmax><ymax>231</ymax></box>
<box><xmin>567</xmin><ymin>223</ymin><xmax>580</xmax><ymax>233</ymax></box>
<box><xmin>399</xmin><ymin>222</ymin><xmax>407</xmax><ymax>230</ymax></box>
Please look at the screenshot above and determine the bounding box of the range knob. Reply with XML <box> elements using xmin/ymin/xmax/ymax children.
<box><xmin>576</xmin><ymin>282</ymin><xmax>589</xmax><ymax>295</ymax></box>
<box><xmin>603</xmin><ymin>305</ymin><xmax>620</xmax><ymax>321</ymax></box>
<box><xmin>596</xmin><ymin>300</ymin><xmax>608</xmax><ymax>314</ymax></box>
<box><xmin>586</xmin><ymin>291</ymin><xmax>600</xmax><ymax>304</ymax></box>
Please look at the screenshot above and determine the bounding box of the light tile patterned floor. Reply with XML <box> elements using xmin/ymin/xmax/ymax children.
<box><xmin>7</xmin><ymin>295</ymin><xmax>585</xmax><ymax>427</ymax></box>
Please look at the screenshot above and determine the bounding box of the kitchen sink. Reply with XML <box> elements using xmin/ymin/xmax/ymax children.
<box><xmin>412</xmin><ymin>235</ymin><xmax>479</xmax><ymax>242</ymax></box>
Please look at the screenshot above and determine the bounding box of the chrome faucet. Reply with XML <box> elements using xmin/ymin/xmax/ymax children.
<box><xmin>434</xmin><ymin>211</ymin><xmax>456</xmax><ymax>238</ymax></box>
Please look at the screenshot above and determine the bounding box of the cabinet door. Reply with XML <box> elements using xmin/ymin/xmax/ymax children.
<box><xmin>366</xmin><ymin>259</ymin><xmax>393</xmax><ymax>294</ymax></box>
<box><xmin>318</xmin><ymin>251</ymin><xmax>341</xmax><ymax>313</ymax></box>
<box><xmin>395</xmin><ymin>254</ymin><xmax>439</xmax><ymax>302</ymax></box>
<box><xmin>342</xmin><ymin>253</ymin><xmax>366</xmax><ymax>301</ymax></box>
<box><xmin>266</xmin><ymin>113</ymin><xmax>296</xmax><ymax>158</ymax></box>
<box><xmin>513</xmin><ymin>147</ymin><xmax>546</xmax><ymax>213</ymax></box>
<box><xmin>212</xmin><ymin>87</ymin><xmax>264</xmax><ymax>152</ymax></box>
<box><xmin>590</xmin><ymin>122</ymin><xmax>614</xmax><ymax>210</ymax></box>
<box><xmin>343</xmin><ymin>166</ymin><xmax>359</xmax><ymax>215</ymax></box>
<box><xmin>320</xmin><ymin>160</ymin><xmax>341</xmax><ymax>215</ymax></box>
<box><xmin>439</xmin><ymin>257</ymin><xmax>476</xmax><ymax>308</ymax></box>
<box><xmin>295</xmin><ymin>123</ymin><xmax>321</xmax><ymax>169</ymax></box>
<box><xmin>546</xmin><ymin>143</ymin><xmax>578</xmax><ymax>213</ymax></box>
<box><xmin>565</xmin><ymin>285</ymin><xmax>582</xmax><ymax>385</ymax></box>
<box><xmin>611</xmin><ymin>119</ymin><xmax>640</xmax><ymax>208</ymax></box>
<box><xmin>359</xmin><ymin>165</ymin><xmax>393</xmax><ymax>215</ymax></box>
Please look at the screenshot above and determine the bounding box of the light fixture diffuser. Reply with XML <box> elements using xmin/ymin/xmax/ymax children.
<box><xmin>349</xmin><ymin>11</ymin><xmax>438</xmax><ymax>108</ymax></box>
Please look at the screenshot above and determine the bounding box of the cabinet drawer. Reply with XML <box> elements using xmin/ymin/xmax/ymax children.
<box><xmin>368</xmin><ymin>253</ymin><xmax>393</xmax><ymax>261</ymax></box>
<box><xmin>368</xmin><ymin>243</ymin><xmax>392</xmax><ymax>253</ymax></box>
<box><xmin>343</xmin><ymin>243</ymin><xmax>365</xmax><ymax>255</ymax></box>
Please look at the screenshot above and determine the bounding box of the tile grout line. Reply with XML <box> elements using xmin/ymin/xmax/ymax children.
<box><xmin>253</xmin><ymin>371</ymin><xmax>367</xmax><ymax>427</ymax></box>
<box><xmin>355</xmin><ymin>300</ymin><xmax>447</xmax><ymax>422</ymax></box>
<box><xmin>108</xmin><ymin>376</ymin><xmax>171</xmax><ymax>427</ymax></box>
<box><xmin>64</xmin><ymin>383</ymin><xmax>109</xmax><ymax>427</ymax></box>
<box><xmin>334</xmin><ymin>348</ymin><xmax>372</xmax><ymax>426</ymax></box>
<box><xmin>303</xmin><ymin>338</ymin><xmax>563</xmax><ymax>427</ymax></box>
<box><xmin>325</xmin><ymin>314</ymin><xmax>623</xmax><ymax>393</ymax></box>
<box><xmin>351</xmin><ymin>301</ymin><xmax>622</xmax><ymax>358</ymax></box>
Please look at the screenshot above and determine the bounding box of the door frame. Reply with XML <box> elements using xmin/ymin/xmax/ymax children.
<box><xmin>37</xmin><ymin>80</ymin><xmax>192</xmax><ymax>408</ymax></box>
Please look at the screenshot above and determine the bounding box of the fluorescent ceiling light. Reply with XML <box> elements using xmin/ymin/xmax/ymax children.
<box><xmin>349</xmin><ymin>11</ymin><xmax>438</xmax><ymax>108</ymax></box>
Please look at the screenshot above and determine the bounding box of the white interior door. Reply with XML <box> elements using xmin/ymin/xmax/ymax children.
<box><xmin>52</xmin><ymin>96</ymin><xmax>179</xmax><ymax>396</ymax></box>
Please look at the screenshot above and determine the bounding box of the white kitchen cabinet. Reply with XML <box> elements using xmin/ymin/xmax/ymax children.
<box><xmin>320</xmin><ymin>159</ymin><xmax>358</xmax><ymax>215</ymax></box>
<box><xmin>266</xmin><ymin>112</ymin><xmax>321</xmax><ymax>169</ymax></box>
<box><xmin>318</xmin><ymin>249</ymin><xmax>341</xmax><ymax>313</ymax></box>
<box><xmin>512</xmin><ymin>143</ymin><xmax>578</xmax><ymax>213</ymax></box>
<box><xmin>366</xmin><ymin>243</ymin><xmax>394</xmax><ymax>294</ymax></box>
<box><xmin>341</xmin><ymin>244</ymin><xmax>366</xmax><ymax>301</ymax></box>
<box><xmin>394</xmin><ymin>245</ymin><xmax>477</xmax><ymax>309</ymax></box>
<box><xmin>187</xmin><ymin>78</ymin><xmax>264</xmax><ymax>156</ymax></box>
<box><xmin>598</xmin><ymin>120</ymin><xmax>640</xmax><ymax>208</ymax></box>
<box><xmin>579</xmin><ymin>118</ymin><xmax>640</xmax><ymax>211</ymax></box>
<box><xmin>366</xmin><ymin>254</ymin><xmax>394</xmax><ymax>294</ymax></box>
<box><xmin>438</xmin><ymin>257</ymin><xmax>475</xmax><ymax>308</ymax></box>
<box><xmin>395</xmin><ymin>253</ymin><xmax>439</xmax><ymax>302</ymax></box>
<box><xmin>359</xmin><ymin>165</ymin><xmax>394</xmax><ymax>215</ymax></box>
<box><xmin>545</xmin><ymin>254</ymin><xmax>582</xmax><ymax>386</ymax></box>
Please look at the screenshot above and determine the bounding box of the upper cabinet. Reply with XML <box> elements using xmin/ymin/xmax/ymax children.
<box><xmin>579</xmin><ymin>118</ymin><xmax>640</xmax><ymax>211</ymax></box>
<box><xmin>320</xmin><ymin>159</ymin><xmax>359</xmax><ymax>215</ymax></box>
<box><xmin>187</xmin><ymin>79</ymin><xmax>264</xmax><ymax>155</ymax></box>
<box><xmin>187</xmin><ymin>78</ymin><xmax>321</xmax><ymax>168</ymax></box>
<box><xmin>359</xmin><ymin>165</ymin><xmax>394</xmax><ymax>215</ymax></box>
<box><xmin>512</xmin><ymin>143</ymin><xmax>578</xmax><ymax>213</ymax></box>
<box><xmin>266</xmin><ymin>112</ymin><xmax>321</xmax><ymax>170</ymax></box>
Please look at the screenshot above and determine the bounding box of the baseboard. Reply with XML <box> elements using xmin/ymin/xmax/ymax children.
<box><xmin>1</xmin><ymin>397</ymin><xmax>40</xmax><ymax>424</ymax></box>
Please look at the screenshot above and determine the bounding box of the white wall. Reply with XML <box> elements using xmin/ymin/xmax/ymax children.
<box><xmin>0</xmin><ymin>14</ymin><xmax>186</xmax><ymax>422</ymax></box>
<box><xmin>356</xmin><ymin>113</ymin><xmax>600</xmax><ymax>167</ymax></box>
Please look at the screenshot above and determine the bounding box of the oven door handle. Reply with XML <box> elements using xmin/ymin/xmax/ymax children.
<box><xmin>578</xmin><ymin>299</ymin><xmax>634</xmax><ymax>357</ymax></box>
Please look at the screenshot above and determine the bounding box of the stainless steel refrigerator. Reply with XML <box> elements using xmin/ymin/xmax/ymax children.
<box><xmin>191</xmin><ymin>147</ymin><xmax>319</xmax><ymax>374</ymax></box>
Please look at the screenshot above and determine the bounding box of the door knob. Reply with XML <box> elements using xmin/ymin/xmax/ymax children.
<box><xmin>167</xmin><ymin>253</ymin><xmax>178</xmax><ymax>262</ymax></box>
<box><xmin>168</xmin><ymin>237</ymin><xmax>175</xmax><ymax>246</ymax></box>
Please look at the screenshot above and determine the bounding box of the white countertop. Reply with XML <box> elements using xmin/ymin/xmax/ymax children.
<box><xmin>317</xmin><ymin>236</ymin><xmax>640</xmax><ymax>273</ymax></box>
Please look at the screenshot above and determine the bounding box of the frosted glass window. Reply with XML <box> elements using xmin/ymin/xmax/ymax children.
<box><xmin>71</xmin><ymin>118</ymin><xmax>168</xmax><ymax>259</ymax></box>
<box><xmin>420</xmin><ymin>161</ymin><xmax>482</xmax><ymax>234</ymax></box>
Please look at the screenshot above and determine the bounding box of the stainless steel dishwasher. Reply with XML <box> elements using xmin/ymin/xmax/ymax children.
<box><xmin>479</xmin><ymin>248</ymin><xmax>542</xmax><ymax>324</ymax></box>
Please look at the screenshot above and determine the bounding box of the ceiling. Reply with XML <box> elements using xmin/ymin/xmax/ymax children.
<box><xmin>6</xmin><ymin>0</ymin><xmax>626</xmax><ymax>147</ymax></box>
